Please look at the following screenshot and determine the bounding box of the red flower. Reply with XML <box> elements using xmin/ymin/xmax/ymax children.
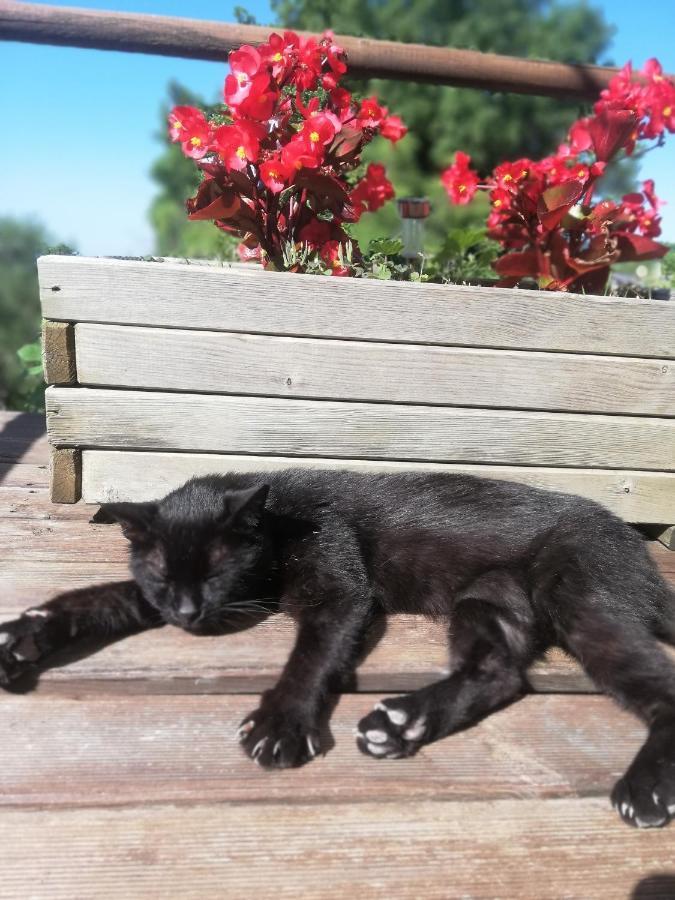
<box><xmin>298</xmin><ymin>219</ymin><xmax>333</xmax><ymax>248</ymax></box>
<box><xmin>224</xmin><ymin>45</ymin><xmax>263</xmax><ymax>106</ymax></box>
<box><xmin>441</xmin><ymin>152</ymin><xmax>480</xmax><ymax>205</ymax></box>
<box><xmin>380</xmin><ymin>115</ymin><xmax>408</xmax><ymax>143</ymax></box>
<box><xmin>357</xmin><ymin>97</ymin><xmax>387</xmax><ymax>129</ymax></box>
<box><xmin>281</xmin><ymin>139</ymin><xmax>320</xmax><ymax>173</ymax></box>
<box><xmin>350</xmin><ymin>163</ymin><xmax>395</xmax><ymax>220</ymax></box>
<box><xmin>168</xmin><ymin>106</ymin><xmax>213</xmax><ymax>159</ymax></box>
<box><xmin>260</xmin><ymin>157</ymin><xmax>292</xmax><ymax>194</ymax></box>
<box><xmin>235</xmin><ymin>75</ymin><xmax>278</xmax><ymax>121</ymax></box>
<box><xmin>214</xmin><ymin>122</ymin><xmax>263</xmax><ymax>171</ymax></box>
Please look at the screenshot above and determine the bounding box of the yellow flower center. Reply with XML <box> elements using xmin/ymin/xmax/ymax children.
<box><xmin>493</xmin><ymin>199</ymin><xmax>502</xmax><ymax>207</ymax></box>
<box><xmin>519</xmin><ymin>169</ymin><xmax>528</xmax><ymax>179</ymax></box>
<box><xmin>458</xmin><ymin>184</ymin><xmax>466</xmax><ymax>193</ymax></box>
<box><xmin>174</xmin><ymin>120</ymin><xmax>183</xmax><ymax>130</ymax></box>
<box><xmin>309</xmin><ymin>130</ymin><xmax>320</xmax><ymax>143</ymax></box>
<box><xmin>236</xmin><ymin>146</ymin><xmax>247</xmax><ymax>159</ymax></box>
<box><xmin>190</xmin><ymin>137</ymin><xmax>202</xmax><ymax>147</ymax></box>
<box><xmin>664</xmin><ymin>106</ymin><xmax>672</xmax><ymax>117</ymax></box>
<box><xmin>272</xmin><ymin>52</ymin><xmax>283</xmax><ymax>62</ymax></box>
<box><xmin>577</xmin><ymin>169</ymin><xmax>587</xmax><ymax>179</ymax></box>
<box><xmin>236</xmin><ymin>72</ymin><xmax>247</xmax><ymax>84</ymax></box>
<box><xmin>503</xmin><ymin>174</ymin><xmax>513</xmax><ymax>182</ymax></box>
<box><xmin>268</xmin><ymin>168</ymin><xmax>278</xmax><ymax>178</ymax></box>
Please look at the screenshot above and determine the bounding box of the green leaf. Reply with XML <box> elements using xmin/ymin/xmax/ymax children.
<box><xmin>367</xmin><ymin>238</ymin><xmax>404</xmax><ymax>257</ymax></box>
<box><xmin>17</xmin><ymin>342</ymin><xmax>42</xmax><ymax>363</ymax></box>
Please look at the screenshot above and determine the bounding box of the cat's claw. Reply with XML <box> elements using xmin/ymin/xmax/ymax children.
<box><xmin>612</xmin><ymin>768</ymin><xmax>675</xmax><ymax>828</ymax></box>
<box><xmin>356</xmin><ymin>698</ymin><xmax>428</xmax><ymax>759</ymax></box>
<box><xmin>238</xmin><ymin>705</ymin><xmax>321</xmax><ymax>769</ymax></box>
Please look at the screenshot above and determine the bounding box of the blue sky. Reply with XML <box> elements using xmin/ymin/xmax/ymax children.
<box><xmin>2</xmin><ymin>0</ymin><xmax>674</xmax><ymax>254</ymax></box>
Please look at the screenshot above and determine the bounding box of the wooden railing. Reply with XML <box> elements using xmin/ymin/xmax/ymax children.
<box><xmin>1</xmin><ymin>0</ymin><xmax>665</xmax><ymax>100</ymax></box>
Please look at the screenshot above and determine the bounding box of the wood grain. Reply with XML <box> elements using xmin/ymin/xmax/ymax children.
<box><xmin>39</xmin><ymin>256</ymin><xmax>675</xmax><ymax>358</ymax></box>
<box><xmin>50</xmin><ymin>447</ymin><xmax>81</xmax><ymax>503</ymax></box>
<box><xmin>47</xmin><ymin>387</ymin><xmax>675</xmax><ymax>471</ymax></box>
<box><xmin>74</xmin><ymin>323</ymin><xmax>675</xmax><ymax>417</ymax></box>
<box><xmin>0</xmin><ymin>2</ymin><xmax>635</xmax><ymax>99</ymax></box>
<box><xmin>0</xmin><ymin>797</ymin><xmax>673</xmax><ymax>899</ymax></box>
<box><xmin>0</xmin><ymin>693</ymin><xmax>645</xmax><ymax>808</ymax></box>
<box><xmin>42</xmin><ymin>319</ymin><xmax>76</xmax><ymax>385</ymax></box>
<box><xmin>81</xmin><ymin>449</ymin><xmax>675</xmax><ymax>523</ymax></box>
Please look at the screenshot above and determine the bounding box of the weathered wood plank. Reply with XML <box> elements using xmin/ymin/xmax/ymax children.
<box><xmin>74</xmin><ymin>324</ymin><xmax>675</xmax><ymax>417</ymax></box>
<box><xmin>81</xmin><ymin>449</ymin><xmax>675</xmax><ymax>523</ymax></box>
<box><xmin>0</xmin><ymin>693</ymin><xmax>644</xmax><ymax>808</ymax></box>
<box><xmin>42</xmin><ymin>319</ymin><xmax>76</xmax><ymax>385</ymax></box>
<box><xmin>39</xmin><ymin>256</ymin><xmax>675</xmax><ymax>358</ymax></box>
<box><xmin>47</xmin><ymin>388</ymin><xmax>675</xmax><ymax>471</ymax></box>
<box><xmin>50</xmin><ymin>447</ymin><xmax>81</xmax><ymax>503</ymax></box>
<box><xmin>0</xmin><ymin>797</ymin><xmax>673</xmax><ymax>899</ymax></box>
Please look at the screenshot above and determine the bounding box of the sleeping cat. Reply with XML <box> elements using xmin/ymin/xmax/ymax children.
<box><xmin>2</xmin><ymin>470</ymin><xmax>675</xmax><ymax>829</ymax></box>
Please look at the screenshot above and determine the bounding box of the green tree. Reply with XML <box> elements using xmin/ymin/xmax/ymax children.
<box><xmin>149</xmin><ymin>0</ymin><xmax>621</xmax><ymax>254</ymax></box>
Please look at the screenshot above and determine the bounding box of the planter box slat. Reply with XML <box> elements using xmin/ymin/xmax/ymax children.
<box><xmin>81</xmin><ymin>450</ymin><xmax>675</xmax><ymax>522</ymax></box>
<box><xmin>74</xmin><ymin>324</ymin><xmax>675</xmax><ymax>417</ymax></box>
<box><xmin>39</xmin><ymin>256</ymin><xmax>675</xmax><ymax>359</ymax></box>
<box><xmin>47</xmin><ymin>388</ymin><xmax>675</xmax><ymax>472</ymax></box>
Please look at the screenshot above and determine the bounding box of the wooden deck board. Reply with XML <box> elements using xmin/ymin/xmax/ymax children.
<box><xmin>0</xmin><ymin>693</ymin><xmax>644</xmax><ymax>809</ymax></box>
<box><xmin>1</xmin><ymin>797</ymin><xmax>675</xmax><ymax>899</ymax></box>
<box><xmin>2</xmin><ymin>411</ymin><xmax>675</xmax><ymax>892</ymax></box>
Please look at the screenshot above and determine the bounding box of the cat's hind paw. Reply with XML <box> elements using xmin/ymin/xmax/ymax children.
<box><xmin>355</xmin><ymin>698</ymin><xmax>428</xmax><ymax>760</ymax></box>
<box><xmin>237</xmin><ymin>706</ymin><xmax>321</xmax><ymax>769</ymax></box>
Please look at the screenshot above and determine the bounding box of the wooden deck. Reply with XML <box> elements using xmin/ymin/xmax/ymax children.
<box><xmin>2</xmin><ymin>410</ymin><xmax>675</xmax><ymax>899</ymax></box>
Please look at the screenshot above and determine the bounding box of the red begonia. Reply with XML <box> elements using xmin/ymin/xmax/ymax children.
<box><xmin>441</xmin><ymin>57</ymin><xmax>671</xmax><ymax>293</ymax></box>
<box><xmin>169</xmin><ymin>29</ymin><xmax>405</xmax><ymax>272</ymax></box>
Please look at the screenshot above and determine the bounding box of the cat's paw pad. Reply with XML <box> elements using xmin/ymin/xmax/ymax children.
<box><xmin>237</xmin><ymin>707</ymin><xmax>320</xmax><ymax>770</ymax></box>
<box><xmin>355</xmin><ymin>698</ymin><xmax>428</xmax><ymax>760</ymax></box>
<box><xmin>0</xmin><ymin>614</ymin><xmax>48</xmax><ymax>686</ymax></box>
<box><xmin>612</xmin><ymin>767</ymin><xmax>675</xmax><ymax>829</ymax></box>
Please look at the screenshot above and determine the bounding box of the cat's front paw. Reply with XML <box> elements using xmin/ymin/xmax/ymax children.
<box><xmin>237</xmin><ymin>703</ymin><xmax>321</xmax><ymax>769</ymax></box>
<box><xmin>356</xmin><ymin>697</ymin><xmax>429</xmax><ymax>760</ymax></box>
<box><xmin>0</xmin><ymin>612</ymin><xmax>50</xmax><ymax>686</ymax></box>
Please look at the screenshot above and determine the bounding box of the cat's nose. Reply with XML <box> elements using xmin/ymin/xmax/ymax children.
<box><xmin>176</xmin><ymin>592</ymin><xmax>199</xmax><ymax>624</ymax></box>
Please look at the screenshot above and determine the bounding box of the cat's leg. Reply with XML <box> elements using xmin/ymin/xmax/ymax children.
<box><xmin>357</xmin><ymin>570</ymin><xmax>540</xmax><ymax>759</ymax></box>
<box><xmin>0</xmin><ymin>581</ymin><xmax>161</xmax><ymax>685</ymax></box>
<box><xmin>238</xmin><ymin>561</ymin><xmax>375</xmax><ymax>769</ymax></box>
<box><xmin>562</xmin><ymin>614</ymin><xmax>675</xmax><ymax>829</ymax></box>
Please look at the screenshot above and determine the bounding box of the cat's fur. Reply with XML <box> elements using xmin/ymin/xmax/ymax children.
<box><xmin>2</xmin><ymin>469</ymin><xmax>675</xmax><ymax>828</ymax></box>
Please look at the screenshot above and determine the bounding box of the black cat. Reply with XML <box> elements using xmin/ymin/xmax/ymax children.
<box><xmin>2</xmin><ymin>470</ymin><xmax>675</xmax><ymax>828</ymax></box>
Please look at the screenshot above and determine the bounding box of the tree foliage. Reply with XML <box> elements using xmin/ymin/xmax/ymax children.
<box><xmin>0</xmin><ymin>219</ymin><xmax>59</xmax><ymax>410</ymax></box>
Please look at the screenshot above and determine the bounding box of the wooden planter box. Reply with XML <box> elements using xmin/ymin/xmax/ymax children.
<box><xmin>39</xmin><ymin>255</ymin><xmax>675</xmax><ymax>540</ymax></box>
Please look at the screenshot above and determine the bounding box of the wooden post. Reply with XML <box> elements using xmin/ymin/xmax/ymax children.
<box><xmin>42</xmin><ymin>320</ymin><xmax>76</xmax><ymax>385</ymax></box>
<box><xmin>50</xmin><ymin>447</ymin><xmax>81</xmax><ymax>503</ymax></box>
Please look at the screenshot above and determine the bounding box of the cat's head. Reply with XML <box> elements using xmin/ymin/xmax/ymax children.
<box><xmin>103</xmin><ymin>478</ymin><xmax>270</xmax><ymax>630</ymax></box>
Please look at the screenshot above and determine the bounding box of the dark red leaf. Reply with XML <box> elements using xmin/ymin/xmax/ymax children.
<box><xmin>615</xmin><ymin>233</ymin><xmax>669</xmax><ymax>261</ymax></box>
<box><xmin>493</xmin><ymin>250</ymin><xmax>540</xmax><ymax>277</ymax></box>
<box><xmin>537</xmin><ymin>181</ymin><xmax>585</xmax><ymax>231</ymax></box>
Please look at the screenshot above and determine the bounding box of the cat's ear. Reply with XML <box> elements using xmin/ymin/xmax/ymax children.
<box><xmin>226</xmin><ymin>485</ymin><xmax>269</xmax><ymax>532</ymax></box>
<box><xmin>102</xmin><ymin>502</ymin><xmax>158</xmax><ymax>544</ymax></box>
